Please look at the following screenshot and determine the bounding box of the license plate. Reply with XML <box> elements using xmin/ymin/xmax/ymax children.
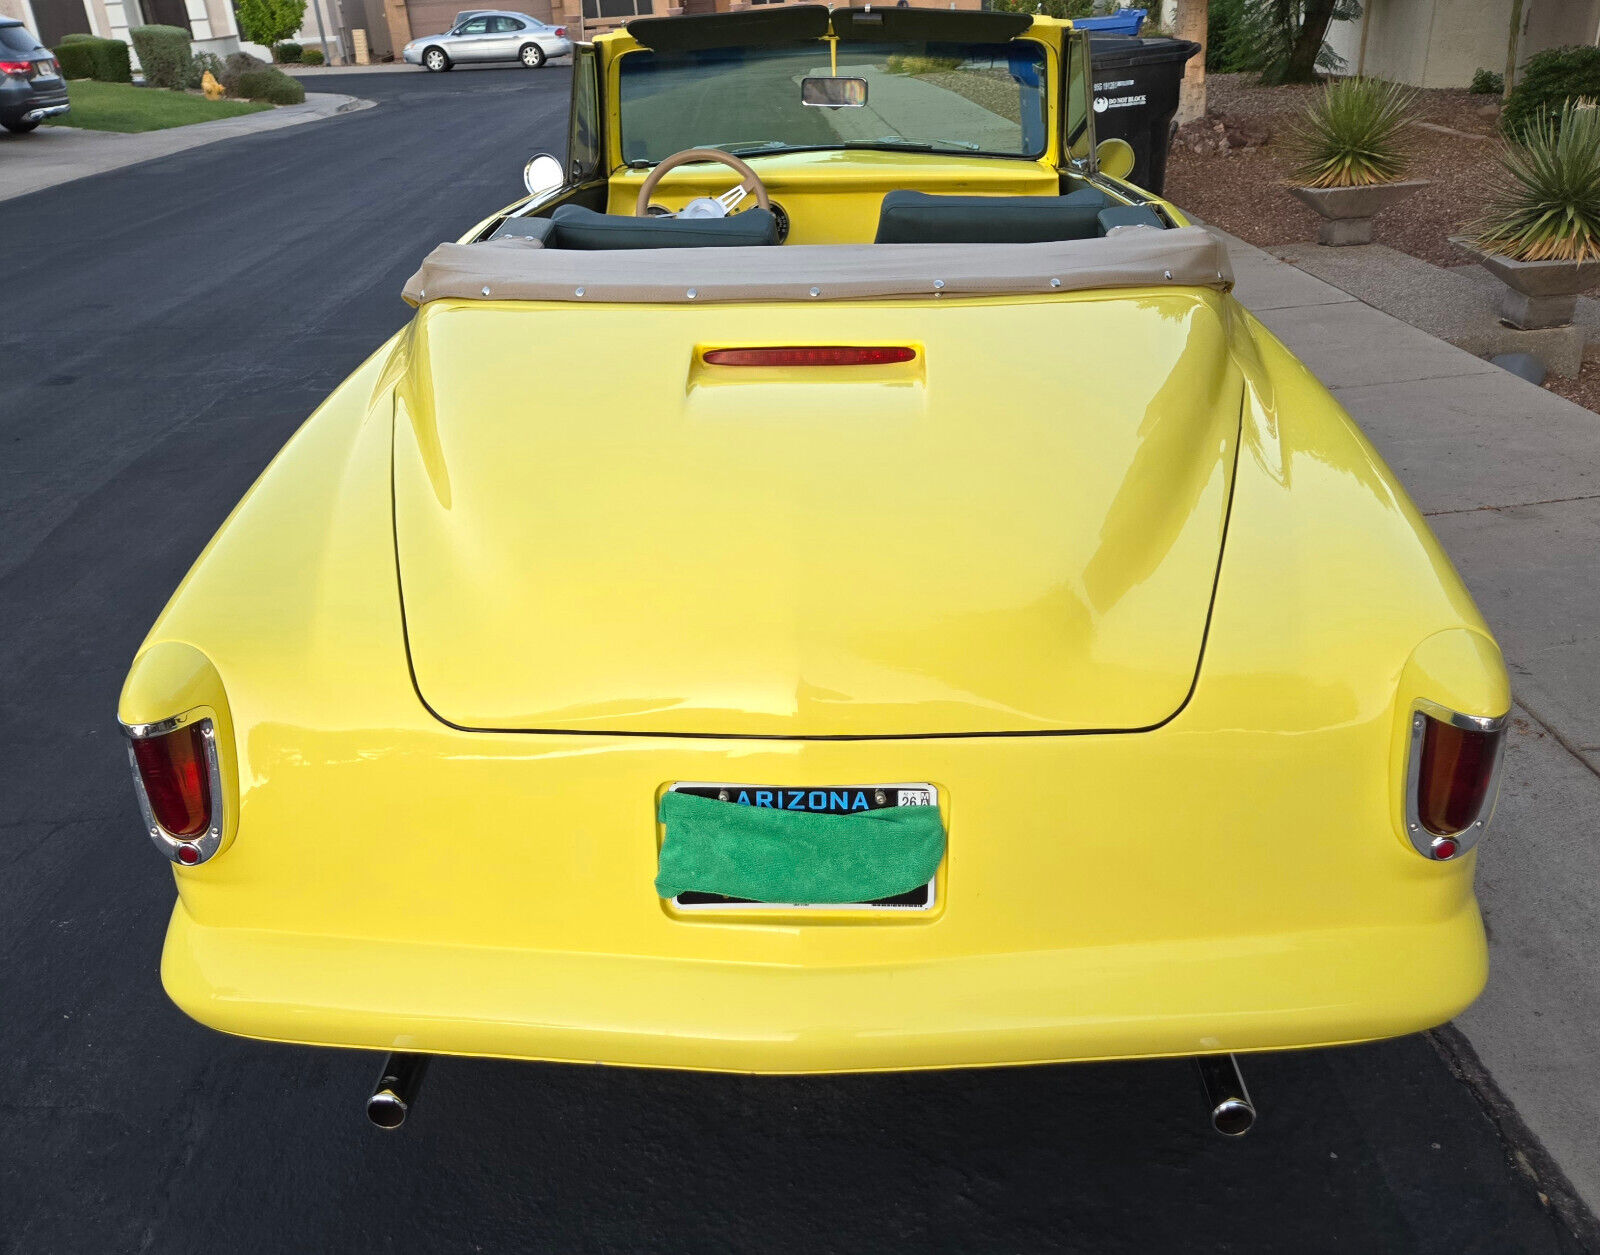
<box><xmin>33</xmin><ymin>61</ymin><xmax>59</xmax><ymax>80</ymax></box>
<box><xmin>667</xmin><ymin>781</ymin><xmax>939</xmax><ymax>911</ymax></box>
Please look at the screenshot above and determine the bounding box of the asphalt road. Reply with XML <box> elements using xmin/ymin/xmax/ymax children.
<box><xmin>0</xmin><ymin>68</ymin><xmax>1591</xmax><ymax>1255</ymax></box>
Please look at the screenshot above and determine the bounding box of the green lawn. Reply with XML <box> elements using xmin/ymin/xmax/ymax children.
<box><xmin>46</xmin><ymin>80</ymin><xmax>272</xmax><ymax>133</ymax></box>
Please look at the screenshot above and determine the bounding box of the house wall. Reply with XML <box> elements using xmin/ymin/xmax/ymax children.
<box><xmin>1330</xmin><ymin>0</ymin><xmax>1600</xmax><ymax>89</ymax></box>
<box><xmin>276</xmin><ymin>0</ymin><xmax>347</xmax><ymax>60</ymax></box>
<box><xmin>77</xmin><ymin>0</ymin><xmax>239</xmax><ymax>58</ymax></box>
<box><xmin>0</xmin><ymin>0</ymin><xmax>40</xmax><ymax>31</ymax></box>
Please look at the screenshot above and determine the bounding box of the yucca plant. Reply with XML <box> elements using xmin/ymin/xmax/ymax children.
<box><xmin>1289</xmin><ymin>78</ymin><xmax>1416</xmax><ymax>188</ymax></box>
<box><xmin>1472</xmin><ymin>101</ymin><xmax>1600</xmax><ymax>262</ymax></box>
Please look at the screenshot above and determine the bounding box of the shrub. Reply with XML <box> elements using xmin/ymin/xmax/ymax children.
<box><xmin>1470</xmin><ymin>67</ymin><xmax>1504</xmax><ymax>95</ymax></box>
<box><xmin>53</xmin><ymin>34</ymin><xmax>132</xmax><ymax>82</ymax></box>
<box><xmin>1289</xmin><ymin>77</ymin><xmax>1415</xmax><ymax>188</ymax></box>
<box><xmin>219</xmin><ymin>50</ymin><xmax>269</xmax><ymax>93</ymax></box>
<box><xmin>1207</xmin><ymin>0</ymin><xmax>1261</xmax><ymax>73</ymax></box>
<box><xmin>52</xmin><ymin>40</ymin><xmax>94</xmax><ymax>78</ymax></box>
<box><xmin>188</xmin><ymin>49</ymin><xmax>224</xmax><ymax>89</ymax></box>
<box><xmin>1502</xmin><ymin>45</ymin><xmax>1600</xmax><ymax>138</ymax></box>
<box><xmin>58</xmin><ymin>31</ymin><xmax>94</xmax><ymax>43</ymax></box>
<box><xmin>300</xmin><ymin>47</ymin><xmax>324</xmax><ymax>65</ymax></box>
<box><xmin>274</xmin><ymin>41</ymin><xmax>302</xmax><ymax>62</ymax></box>
<box><xmin>885</xmin><ymin>54</ymin><xmax>962</xmax><ymax>76</ymax></box>
<box><xmin>233</xmin><ymin>66</ymin><xmax>306</xmax><ymax>104</ymax></box>
<box><xmin>1472</xmin><ymin>101</ymin><xmax>1600</xmax><ymax>262</ymax></box>
<box><xmin>129</xmin><ymin>24</ymin><xmax>192</xmax><ymax>89</ymax></box>
<box><xmin>1207</xmin><ymin>0</ymin><xmax>1363</xmax><ymax>83</ymax></box>
<box><xmin>236</xmin><ymin>0</ymin><xmax>306</xmax><ymax>52</ymax></box>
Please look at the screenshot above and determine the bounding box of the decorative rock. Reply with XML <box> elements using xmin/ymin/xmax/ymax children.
<box><xmin>1490</xmin><ymin>352</ymin><xmax>1547</xmax><ymax>385</ymax></box>
<box><xmin>1172</xmin><ymin>111</ymin><xmax>1269</xmax><ymax>158</ymax></box>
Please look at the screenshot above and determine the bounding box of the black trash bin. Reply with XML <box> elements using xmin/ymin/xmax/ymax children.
<box><xmin>1087</xmin><ymin>35</ymin><xmax>1201</xmax><ymax>196</ymax></box>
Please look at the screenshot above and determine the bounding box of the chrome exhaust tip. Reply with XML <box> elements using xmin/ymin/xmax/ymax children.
<box><xmin>367</xmin><ymin>1053</ymin><xmax>428</xmax><ymax>1129</ymax></box>
<box><xmin>1195</xmin><ymin>1053</ymin><xmax>1256</xmax><ymax>1137</ymax></box>
<box><xmin>21</xmin><ymin>104</ymin><xmax>70</xmax><ymax>123</ymax></box>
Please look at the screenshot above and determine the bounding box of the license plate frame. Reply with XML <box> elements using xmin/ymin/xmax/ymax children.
<box><xmin>666</xmin><ymin>781</ymin><xmax>939</xmax><ymax>912</ymax></box>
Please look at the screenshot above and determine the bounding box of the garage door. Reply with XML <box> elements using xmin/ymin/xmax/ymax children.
<box><xmin>404</xmin><ymin>0</ymin><xmax>556</xmax><ymax>39</ymax></box>
<box><xmin>30</xmin><ymin>0</ymin><xmax>92</xmax><ymax>47</ymax></box>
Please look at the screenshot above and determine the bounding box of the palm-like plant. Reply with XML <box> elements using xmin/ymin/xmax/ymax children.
<box><xmin>1472</xmin><ymin>101</ymin><xmax>1600</xmax><ymax>262</ymax></box>
<box><xmin>1289</xmin><ymin>78</ymin><xmax>1416</xmax><ymax>188</ymax></box>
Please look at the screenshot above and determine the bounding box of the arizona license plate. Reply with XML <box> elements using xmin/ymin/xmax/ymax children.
<box><xmin>667</xmin><ymin>781</ymin><xmax>939</xmax><ymax>911</ymax></box>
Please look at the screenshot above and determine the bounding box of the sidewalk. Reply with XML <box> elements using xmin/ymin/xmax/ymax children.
<box><xmin>1270</xmin><ymin>240</ymin><xmax>1600</xmax><ymax>378</ymax></box>
<box><xmin>1225</xmin><ymin>232</ymin><xmax>1600</xmax><ymax>1218</ymax></box>
<box><xmin>0</xmin><ymin>91</ymin><xmax>372</xmax><ymax>204</ymax></box>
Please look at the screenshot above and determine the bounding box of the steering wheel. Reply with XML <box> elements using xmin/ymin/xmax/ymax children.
<box><xmin>635</xmin><ymin>148</ymin><xmax>772</xmax><ymax>218</ymax></box>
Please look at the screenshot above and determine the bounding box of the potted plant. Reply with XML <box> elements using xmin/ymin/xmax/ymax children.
<box><xmin>1455</xmin><ymin>101</ymin><xmax>1600</xmax><ymax>329</ymax></box>
<box><xmin>1287</xmin><ymin>78</ymin><xmax>1428</xmax><ymax>246</ymax></box>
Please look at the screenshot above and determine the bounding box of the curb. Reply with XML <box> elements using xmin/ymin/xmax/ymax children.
<box><xmin>0</xmin><ymin>91</ymin><xmax>376</xmax><ymax>205</ymax></box>
<box><xmin>1431</xmin><ymin>1027</ymin><xmax>1600</xmax><ymax>1253</ymax></box>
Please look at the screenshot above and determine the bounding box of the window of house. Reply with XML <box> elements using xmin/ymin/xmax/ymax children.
<box><xmin>582</xmin><ymin>0</ymin><xmax>649</xmax><ymax>20</ymax></box>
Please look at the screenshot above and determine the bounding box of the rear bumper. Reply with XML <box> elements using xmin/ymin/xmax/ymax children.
<box><xmin>0</xmin><ymin>81</ymin><xmax>68</xmax><ymax>125</ymax></box>
<box><xmin>162</xmin><ymin>898</ymin><xmax>1487</xmax><ymax>1073</ymax></box>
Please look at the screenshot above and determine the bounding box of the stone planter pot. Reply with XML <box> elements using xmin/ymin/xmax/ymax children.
<box><xmin>1450</xmin><ymin>236</ymin><xmax>1600</xmax><ymax>329</ymax></box>
<box><xmin>1289</xmin><ymin>180</ymin><xmax>1429</xmax><ymax>246</ymax></box>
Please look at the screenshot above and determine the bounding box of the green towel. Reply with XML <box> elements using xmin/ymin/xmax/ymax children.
<box><xmin>655</xmin><ymin>790</ymin><xmax>945</xmax><ymax>904</ymax></box>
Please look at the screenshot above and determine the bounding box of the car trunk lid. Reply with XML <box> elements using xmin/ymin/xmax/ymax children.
<box><xmin>392</xmin><ymin>292</ymin><xmax>1242</xmax><ymax>737</ymax></box>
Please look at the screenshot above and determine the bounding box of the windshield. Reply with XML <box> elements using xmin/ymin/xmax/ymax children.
<box><xmin>618</xmin><ymin>40</ymin><xmax>1048</xmax><ymax>164</ymax></box>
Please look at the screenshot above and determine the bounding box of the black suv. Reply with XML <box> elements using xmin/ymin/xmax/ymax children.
<box><xmin>1</xmin><ymin>19</ymin><xmax>68</xmax><ymax>134</ymax></box>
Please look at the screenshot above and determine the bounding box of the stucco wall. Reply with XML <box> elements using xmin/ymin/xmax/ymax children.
<box><xmin>1332</xmin><ymin>0</ymin><xmax>1600</xmax><ymax>89</ymax></box>
<box><xmin>0</xmin><ymin>0</ymin><xmax>38</xmax><ymax>28</ymax></box>
<box><xmin>80</xmin><ymin>0</ymin><xmax>238</xmax><ymax>57</ymax></box>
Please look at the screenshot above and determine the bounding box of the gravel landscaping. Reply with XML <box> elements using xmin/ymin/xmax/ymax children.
<box><xmin>1168</xmin><ymin>74</ymin><xmax>1600</xmax><ymax>414</ymax></box>
<box><xmin>1165</xmin><ymin>73</ymin><xmax>1504</xmax><ymax>267</ymax></box>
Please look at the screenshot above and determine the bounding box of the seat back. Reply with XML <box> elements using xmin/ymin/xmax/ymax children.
<box><xmin>1097</xmin><ymin>204</ymin><xmax>1166</xmax><ymax>233</ymax></box>
<box><xmin>545</xmin><ymin>204</ymin><xmax>779</xmax><ymax>250</ymax></box>
<box><xmin>874</xmin><ymin>189</ymin><xmax>1114</xmax><ymax>245</ymax></box>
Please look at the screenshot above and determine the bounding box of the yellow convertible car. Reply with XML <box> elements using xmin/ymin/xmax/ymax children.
<box><xmin>120</xmin><ymin>8</ymin><xmax>1509</xmax><ymax>1134</ymax></box>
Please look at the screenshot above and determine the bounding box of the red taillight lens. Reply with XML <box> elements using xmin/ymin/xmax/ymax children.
<box><xmin>553</xmin><ymin>26</ymin><xmax>565</xmax><ymax>36</ymax></box>
<box><xmin>1416</xmin><ymin>716</ymin><xmax>1503</xmax><ymax>837</ymax></box>
<box><xmin>0</xmin><ymin>60</ymin><xmax>34</xmax><ymax>76</ymax></box>
<box><xmin>131</xmin><ymin>725</ymin><xmax>212</xmax><ymax>837</ymax></box>
<box><xmin>702</xmin><ymin>346</ymin><xmax>917</xmax><ymax>368</ymax></box>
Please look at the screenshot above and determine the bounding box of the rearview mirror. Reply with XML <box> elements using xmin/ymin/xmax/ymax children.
<box><xmin>1095</xmin><ymin>137</ymin><xmax>1136</xmax><ymax>181</ymax></box>
<box><xmin>523</xmin><ymin>152</ymin><xmax>564</xmax><ymax>198</ymax></box>
<box><xmin>801</xmin><ymin>76</ymin><xmax>868</xmax><ymax>108</ymax></box>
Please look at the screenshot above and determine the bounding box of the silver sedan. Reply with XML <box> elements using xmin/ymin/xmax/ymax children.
<box><xmin>403</xmin><ymin>12</ymin><xmax>572</xmax><ymax>71</ymax></box>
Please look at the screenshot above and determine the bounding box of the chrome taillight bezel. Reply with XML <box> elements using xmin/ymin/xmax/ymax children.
<box><xmin>122</xmin><ymin>711</ymin><xmax>224</xmax><ymax>865</ymax></box>
<box><xmin>1403</xmin><ymin>699</ymin><xmax>1508</xmax><ymax>860</ymax></box>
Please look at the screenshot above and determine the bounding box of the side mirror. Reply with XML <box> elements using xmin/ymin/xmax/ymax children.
<box><xmin>523</xmin><ymin>152</ymin><xmax>564</xmax><ymax>198</ymax></box>
<box><xmin>1095</xmin><ymin>137</ymin><xmax>1136</xmax><ymax>181</ymax></box>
